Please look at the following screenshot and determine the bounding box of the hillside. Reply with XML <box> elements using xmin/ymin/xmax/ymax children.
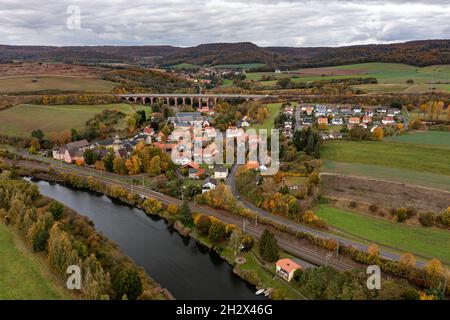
<box><xmin>1</xmin><ymin>40</ymin><xmax>449</xmax><ymax>68</ymax></box>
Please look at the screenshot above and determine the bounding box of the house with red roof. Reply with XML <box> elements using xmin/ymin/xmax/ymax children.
<box><xmin>276</xmin><ymin>259</ymin><xmax>302</xmax><ymax>282</ymax></box>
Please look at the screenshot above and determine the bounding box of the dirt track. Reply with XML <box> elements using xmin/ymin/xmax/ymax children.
<box><xmin>321</xmin><ymin>174</ymin><xmax>450</xmax><ymax>212</ymax></box>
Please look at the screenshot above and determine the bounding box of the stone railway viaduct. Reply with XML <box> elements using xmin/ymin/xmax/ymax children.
<box><xmin>116</xmin><ymin>93</ymin><xmax>276</xmax><ymax>108</ymax></box>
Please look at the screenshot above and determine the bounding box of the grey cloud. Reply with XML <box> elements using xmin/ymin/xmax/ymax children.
<box><xmin>0</xmin><ymin>0</ymin><xmax>448</xmax><ymax>46</ymax></box>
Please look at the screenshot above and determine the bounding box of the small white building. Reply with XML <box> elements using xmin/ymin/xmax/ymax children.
<box><xmin>214</xmin><ymin>165</ymin><xmax>229</xmax><ymax>180</ymax></box>
<box><xmin>276</xmin><ymin>259</ymin><xmax>302</xmax><ymax>282</ymax></box>
<box><xmin>202</xmin><ymin>177</ymin><xmax>217</xmax><ymax>193</ymax></box>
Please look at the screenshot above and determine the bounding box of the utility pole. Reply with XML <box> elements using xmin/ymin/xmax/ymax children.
<box><xmin>325</xmin><ymin>252</ymin><xmax>332</xmax><ymax>266</ymax></box>
<box><xmin>336</xmin><ymin>240</ymin><xmax>339</xmax><ymax>259</ymax></box>
<box><xmin>443</xmin><ymin>267</ymin><xmax>448</xmax><ymax>297</ymax></box>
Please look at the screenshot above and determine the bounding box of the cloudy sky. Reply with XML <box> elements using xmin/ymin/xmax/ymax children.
<box><xmin>1</xmin><ymin>0</ymin><xmax>449</xmax><ymax>47</ymax></box>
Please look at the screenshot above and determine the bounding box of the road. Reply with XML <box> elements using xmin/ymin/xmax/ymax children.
<box><xmin>226</xmin><ymin>164</ymin><xmax>427</xmax><ymax>268</ymax></box>
<box><xmin>295</xmin><ymin>105</ymin><xmax>303</xmax><ymax>131</ymax></box>
<box><xmin>4</xmin><ymin>156</ymin><xmax>355</xmax><ymax>271</ymax></box>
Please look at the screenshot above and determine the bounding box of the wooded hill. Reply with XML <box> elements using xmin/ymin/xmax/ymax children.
<box><xmin>1</xmin><ymin>40</ymin><xmax>449</xmax><ymax>68</ymax></box>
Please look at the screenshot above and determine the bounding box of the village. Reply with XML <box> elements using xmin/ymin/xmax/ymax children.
<box><xmin>280</xmin><ymin>103</ymin><xmax>404</xmax><ymax>140</ymax></box>
<box><xmin>50</xmin><ymin>98</ymin><xmax>404</xmax><ymax>201</ymax></box>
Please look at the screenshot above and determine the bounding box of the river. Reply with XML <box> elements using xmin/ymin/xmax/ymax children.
<box><xmin>33</xmin><ymin>180</ymin><xmax>265</xmax><ymax>300</ymax></box>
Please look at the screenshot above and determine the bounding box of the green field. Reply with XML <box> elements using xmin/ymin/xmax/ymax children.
<box><xmin>251</xmin><ymin>102</ymin><xmax>283</xmax><ymax>131</ymax></box>
<box><xmin>169</xmin><ymin>63</ymin><xmax>199</xmax><ymax>70</ymax></box>
<box><xmin>0</xmin><ymin>103</ymin><xmax>147</xmax><ymax>137</ymax></box>
<box><xmin>0</xmin><ymin>223</ymin><xmax>70</xmax><ymax>299</ymax></box>
<box><xmin>246</xmin><ymin>63</ymin><xmax>450</xmax><ymax>93</ymax></box>
<box><xmin>212</xmin><ymin>63</ymin><xmax>266</xmax><ymax>69</ymax></box>
<box><xmin>323</xmin><ymin>160</ymin><xmax>450</xmax><ymax>192</ymax></box>
<box><xmin>321</xmin><ymin>140</ymin><xmax>450</xmax><ymax>176</ymax></box>
<box><xmin>0</xmin><ymin>76</ymin><xmax>116</xmax><ymax>93</ymax></box>
<box><xmin>316</xmin><ymin>205</ymin><xmax>450</xmax><ymax>264</ymax></box>
<box><xmin>384</xmin><ymin>131</ymin><xmax>450</xmax><ymax>147</ymax></box>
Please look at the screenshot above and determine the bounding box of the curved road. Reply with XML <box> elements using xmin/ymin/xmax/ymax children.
<box><xmin>226</xmin><ymin>164</ymin><xmax>426</xmax><ymax>268</ymax></box>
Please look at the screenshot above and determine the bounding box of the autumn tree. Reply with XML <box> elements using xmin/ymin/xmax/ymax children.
<box><xmin>125</xmin><ymin>155</ymin><xmax>142</xmax><ymax>175</ymax></box>
<box><xmin>58</xmin><ymin>130</ymin><xmax>72</xmax><ymax>145</ymax></box>
<box><xmin>166</xmin><ymin>204</ymin><xmax>179</xmax><ymax>215</ymax></box>
<box><xmin>148</xmin><ymin>155</ymin><xmax>161</xmax><ymax>176</ymax></box>
<box><xmin>399</xmin><ymin>252</ymin><xmax>416</xmax><ymax>268</ymax></box>
<box><xmin>208</xmin><ymin>219</ymin><xmax>226</xmax><ymax>243</ymax></box>
<box><xmin>27</xmin><ymin>212</ymin><xmax>54</xmax><ymax>252</ymax></box>
<box><xmin>113</xmin><ymin>157</ymin><xmax>127</xmax><ymax>175</ymax></box>
<box><xmin>368</xmin><ymin>244</ymin><xmax>379</xmax><ymax>257</ymax></box>
<box><xmin>29</xmin><ymin>137</ymin><xmax>41</xmax><ymax>153</ymax></box>
<box><xmin>425</xmin><ymin>259</ymin><xmax>444</xmax><ymax>289</ymax></box>
<box><xmin>195</xmin><ymin>214</ymin><xmax>211</xmax><ymax>235</ymax></box>
<box><xmin>95</xmin><ymin>160</ymin><xmax>106</xmax><ymax>171</ymax></box>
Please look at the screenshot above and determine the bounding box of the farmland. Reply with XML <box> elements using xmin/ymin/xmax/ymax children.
<box><xmin>0</xmin><ymin>75</ymin><xmax>116</xmax><ymax>93</ymax></box>
<box><xmin>0</xmin><ymin>103</ymin><xmax>147</xmax><ymax>137</ymax></box>
<box><xmin>321</xmin><ymin>140</ymin><xmax>450</xmax><ymax>177</ymax></box>
<box><xmin>246</xmin><ymin>63</ymin><xmax>450</xmax><ymax>93</ymax></box>
<box><xmin>323</xmin><ymin>161</ymin><xmax>450</xmax><ymax>192</ymax></box>
<box><xmin>315</xmin><ymin>205</ymin><xmax>450</xmax><ymax>264</ymax></box>
<box><xmin>0</xmin><ymin>223</ymin><xmax>70</xmax><ymax>299</ymax></box>
<box><xmin>384</xmin><ymin>131</ymin><xmax>450</xmax><ymax>147</ymax></box>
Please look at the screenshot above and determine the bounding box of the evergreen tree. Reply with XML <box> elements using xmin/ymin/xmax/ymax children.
<box><xmin>179</xmin><ymin>199</ymin><xmax>193</xmax><ymax>225</ymax></box>
<box><xmin>259</xmin><ymin>229</ymin><xmax>279</xmax><ymax>262</ymax></box>
<box><xmin>112</xmin><ymin>268</ymin><xmax>143</xmax><ymax>300</ymax></box>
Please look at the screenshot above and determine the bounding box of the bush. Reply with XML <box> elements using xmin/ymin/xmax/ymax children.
<box><xmin>419</xmin><ymin>212</ymin><xmax>435</xmax><ymax>227</ymax></box>
<box><xmin>349</xmin><ymin>201</ymin><xmax>358</xmax><ymax>209</ymax></box>
<box><xmin>368</xmin><ymin>204</ymin><xmax>378</xmax><ymax>213</ymax></box>
<box><xmin>396</xmin><ymin>208</ymin><xmax>408</xmax><ymax>223</ymax></box>
<box><xmin>112</xmin><ymin>268</ymin><xmax>143</xmax><ymax>300</ymax></box>
<box><xmin>208</xmin><ymin>220</ymin><xmax>226</xmax><ymax>243</ymax></box>
<box><xmin>405</xmin><ymin>207</ymin><xmax>417</xmax><ymax>218</ymax></box>
<box><xmin>48</xmin><ymin>201</ymin><xmax>65</xmax><ymax>220</ymax></box>
<box><xmin>438</xmin><ymin>208</ymin><xmax>450</xmax><ymax>227</ymax></box>
<box><xmin>240</xmin><ymin>235</ymin><xmax>254</xmax><ymax>251</ymax></box>
<box><xmin>195</xmin><ymin>215</ymin><xmax>211</xmax><ymax>235</ymax></box>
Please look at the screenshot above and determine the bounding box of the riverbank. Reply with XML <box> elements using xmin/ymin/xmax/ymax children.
<box><xmin>0</xmin><ymin>170</ymin><xmax>172</xmax><ymax>300</ymax></box>
<box><xmin>22</xmin><ymin>169</ymin><xmax>305</xmax><ymax>299</ymax></box>
<box><xmin>5</xmin><ymin>158</ymin><xmax>449</xmax><ymax>297</ymax></box>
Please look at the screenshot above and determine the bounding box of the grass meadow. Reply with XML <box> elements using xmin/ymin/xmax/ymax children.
<box><xmin>0</xmin><ymin>75</ymin><xmax>116</xmax><ymax>93</ymax></box>
<box><xmin>0</xmin><ymin>223</ymin><xmax>70</xmax><ymax>299</ymax></box>
<box><xmin>0</xmin><ymin>103</ymin><xmax>148</xmax><ymax>137</ymax></box>
<box><xmin>315</xmin><ymin>205</ymin><xmax>450</xmax><ymax>264</ymax></box>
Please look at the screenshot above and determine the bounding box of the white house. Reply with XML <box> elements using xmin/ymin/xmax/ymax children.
<box><xmin>332</xmin><ymin>118</ymin><xmax>343</xmax><ymax>125</ymax></box>
<box><xmin>202</xmin><ymin>177</ymin><xmax>217</xmax><ymax>193</ymax></box>
<box><xmin>214</xmin><ymin>165</ymin><xmax>229</xmax><ymax>179</ymax></box>
<box><xmin>382</xmin><ymin>116</ymin><xmax>395</xmax><ymax>125</ymax></box>
<box><xmin>52</xmin><ymin>139</ymin><xmax>89</xmax><ymax>163</ymax></box>
<box><xmin>276</xmin><ymin>259</ymin><xmax>302</xmax><ymax>282</ymax></box>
